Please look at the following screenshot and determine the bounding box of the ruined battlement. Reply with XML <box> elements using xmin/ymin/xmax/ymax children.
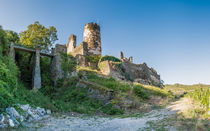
<box><xmin>67</xmin><ymin>34</ymin><xmax>76</xmax><ymax>54</ymax></box>
<box><xmin>67</xmin><ymin>22</ymin><xmax>101</xmax><ymax>57</ymax></box>
<box><xmin>120</xmin><ymin>51</ymin><xmax>133</xmax><ymax>63</ymax></box>
<box><xmin>70</xmin><ymin>42</ymin><xmax>88</xmax><ymax>57</ymax></box>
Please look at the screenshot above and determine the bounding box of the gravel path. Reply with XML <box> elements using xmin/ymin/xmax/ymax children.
<box><xmin>22</xmin><ymin>105</ymin><xmax>179</xmax><ymax>131</ymax></box>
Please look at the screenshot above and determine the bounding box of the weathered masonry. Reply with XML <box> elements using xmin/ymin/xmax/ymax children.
<box><xmin>9</xmin><ymin>22</ymin><xmax>101</xmax><ymax>90</ymax></box>
<box><xmin>9</xmin><ymin>43</ymin><xmax>66</xmax><ymax>90</ymax></box>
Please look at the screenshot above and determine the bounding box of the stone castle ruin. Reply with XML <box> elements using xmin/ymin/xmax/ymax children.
<box><xmin>67</xmin><ymin>23</ymin><xmax>101</xmax><ymax>56</ymax></box>
<box><xmin>9</xmin><ymin>22</ymin><xmax>162</xmax><ymax>89</ymax></box>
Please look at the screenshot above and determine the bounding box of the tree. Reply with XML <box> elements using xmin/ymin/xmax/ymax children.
<box><xmin>0</xmin><ymin>26</ymin><xmax>8</xmax><ymax>55</ymax></box>
<box><xmin>5</xmin><ymin>30</ymin><xmax>19</xmax><ymax>43</ymax></box>
<box><xmin>20</xmin><ymin>21</ymin><xmax>58</xmax><ymax>51</ymax></box>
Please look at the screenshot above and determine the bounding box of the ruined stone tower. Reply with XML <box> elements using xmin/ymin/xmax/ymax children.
<box><xmin>83</xmin><ymin>23</ymin><xmax>101</xmax><ymax>55</ymax></box>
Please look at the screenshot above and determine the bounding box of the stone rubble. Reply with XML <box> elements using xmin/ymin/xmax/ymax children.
<box><xmin>0</xmin><ymin>104</ymin><xmax>51</xmax><ymax>128</ymax></box>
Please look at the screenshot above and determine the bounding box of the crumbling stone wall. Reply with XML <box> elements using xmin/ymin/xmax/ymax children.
<box><xmin>51</xmin><ymin>44</ymin><xmax>67</xmax><ymax>85</ymax></box>
<box><xmin>121</xmin><ymin>62</ymin><xmax>161</xmax><ymax>86</ymax></box>
<box><xmin>69</xmin><ymin>42</ymin><xmax>88</xmax><ymax>57</ymax></box>
<box><xmin>120</xmin><ymin>51</ymin><xmax>133</xmax><ymax>63</ymax></box>
<box><xmin>98</xmin><ymin>61</ymin><xmax>126</xmax><ymax>81</ymax></box>
<box><xmin>99</xmin><ymin>60</ymin><xmax>161</xmax><ymax>87</ymax></box>
<box><xmin>83</xmin><ymin>23</ymin><xmax>101</xmax><ymax>55</ymax></box>
<box><xmin>67</xmin><ymin>34</ymin><xmax>76</xmax><ymax>54</ymax></box>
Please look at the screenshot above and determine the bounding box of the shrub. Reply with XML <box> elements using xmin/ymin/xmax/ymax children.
<box><xmin>102</xmin><ymin>104</ymin><xmax>123</xmax><ymax>115</ymax></box>
<box><xmin>100</xmin><ymin>55</ymin><xmax>121</xmax><ymax>62</ymax></box>
<box><xmin>86</xmin><ymin>55</ymin><xmax>101</xmax><ymax>63</ymax></box>
<box><xmin>133</xmin><ymin>85</ymin><xmax>149</xmax><ymax>99</ymax></box>
<box><xmin>40</xmin><ymin>57</ymin><xmax>53</xmax><ymax>88</ymax></box>
<box><xmin>61</xmin><ymin>53</ymin><xmax>76</xmax><ymax>78</ymax></box>
<box><xmin>0</xmin><ymin>26</ymin><xmax>9</xmax><ymax>55</ymax></box>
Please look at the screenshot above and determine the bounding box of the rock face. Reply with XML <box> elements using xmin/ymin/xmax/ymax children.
<box><xmin>99</xmin><ymin>60</ymin><xmax>161</xmax><ymax>87</ymax></box>
<box><xmin>77</xmin><ymin>80</ymin><xmax>114</xmax><ymax>104</ymax></box>
<box><xmin>121</xmin><ymin>62</ymin><xmax>161</xmax><ymax>86</ymax></box>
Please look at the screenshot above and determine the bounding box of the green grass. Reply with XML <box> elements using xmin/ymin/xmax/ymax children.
<box><xmin>134</xmin><ymin>84</ymin><xmax>173</xmax><ymax>99</ymax></box>
<box><xmin>164</xmin><ymin>84</ymin><xmax>210</xmax><ymax>96</ymax></box>
<box><xmin>187</xmin><ymin>88</ymin><xmax>210</xmax><ymax>111</ymax></box>
<box><xmin>86</xmin><ymin>71</ymin><xmax>131</xmax><ymax>92</ymax></box>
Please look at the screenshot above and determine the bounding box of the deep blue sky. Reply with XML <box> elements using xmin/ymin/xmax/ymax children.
<box><xmin>0</xmin><ymin>0</ymin><xmax>210</xmax><ymax>84</ymax></box>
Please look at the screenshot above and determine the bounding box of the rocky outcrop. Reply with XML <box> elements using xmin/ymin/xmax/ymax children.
<box><xmin>99</xmin><ymin>60</ymin><xmax>161</xmax><ymax>87</ymax></box>
<box><xmin>76</xmin><ymin>80</ymin><xmax>114</xmax><ymax>104</ymax></box>
<box><xmin>0</xmin><ymin>104</ymin><xmax>51</xmax><ymax>128</ymax></box>
<box><xmin>121</xmin><ymin>61</ymin><xmax>161</xmax><ymax>86</ymax></box>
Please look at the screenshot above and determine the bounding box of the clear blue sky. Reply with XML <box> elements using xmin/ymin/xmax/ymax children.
<box><xmin>0</xmin><ymin>0</ymin><xmax>210</xmax><ymax>84</ymax></box>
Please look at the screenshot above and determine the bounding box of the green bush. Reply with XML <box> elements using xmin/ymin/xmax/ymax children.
<box><xmin>86</xmin><ymin>55</ymin><xmax>101</xmax><ymax>63</ymax></box>
<box><xmin>15</xmin><ymin>51</ymin><xmax>33</xmax><ymax>88</ymax></box>
<box><xmin>61</xmin><ymin>53</ymin><xmax>76</xmax><ymax>78</ymax></box>
<box><xmin>51</xmin><ymin>85</ymin><xmax>103</xmax><ymax>113</ymax></box>
<box><xmin>0</xmin><ymin>26</ymin><xmax>9</xmax><ymax>55</ymax></box>
<box><xmin>40</xmin><ymin>57</ymin><xmax>53</xmax><ymax>88</ymax></box>
<box><xmin>100</xmin><ymin>55</ymin><xmax>121</xmax><ymax>62</ymax></box>
<box><xmin>0</xmin><ymin>82</ymin><xmax>15</xmax><ymax>112</ymax></box>
<box><xmin>133</xmin><ymin>85</ymin><xmax>149</xmax><ymax>99</ymax></box>
<box><xmin>102</xmin><ymin>104</ymin><xmax>123</xmax><ymax>115</ymax></box>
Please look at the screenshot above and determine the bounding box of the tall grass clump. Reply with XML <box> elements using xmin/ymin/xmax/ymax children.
<box><xmin>188</xmin><ymin>88</ymin><xmax>210</xmax><ymax>111</ymax></box>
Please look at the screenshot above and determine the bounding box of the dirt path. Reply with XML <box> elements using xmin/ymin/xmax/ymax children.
<box><xmin>22</xmin><ymin>98</ymin><xmax>190</xmax><ymax>131</ymax></box>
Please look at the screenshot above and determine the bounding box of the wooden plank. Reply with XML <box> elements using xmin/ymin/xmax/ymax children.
<box><xmin>14</xmin><ymin>46</ymin><xmax>54</xmax><ymax>57</ymax></box>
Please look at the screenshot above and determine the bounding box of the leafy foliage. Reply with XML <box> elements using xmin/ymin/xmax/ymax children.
<box><xmin>133</xmin><ymin>85</ymin><xmax>149</xmax><ymax>99</ymax></box>
<box><xmin>86</xmin><ymin>55</ymin><xmax>101</xmax><ymax>63</ymax></box>
<box><xmin>61</xmin><ymin>53</ymin><xmax>77</xmax><ymax>78</ymax></box>
<box><xmin>0</xmin><ymin>26</ymin><xmax>9</xmax><ymax>55</ymax></box>
<box><xmin>20</xmin><ymin>21</ymin><xmax>58</xmax><ymax>50</ymax></box>
<box><xmin>5</xmin><ymin>30</ymin><xmax>20</xmax><ymax>43</ymax></box>
<box><xmin>100</xmin><ymin>55</ymin><xmax>121</xmax><ymax>62</ymax></box>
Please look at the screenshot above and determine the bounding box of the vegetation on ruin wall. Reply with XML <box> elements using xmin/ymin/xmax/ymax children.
<box><xmin>100</xmin><ymin>55</ymin><xmax>121</xmax><ymax>62</ymax></box>
<box><xmin>61</xmin><ymin>53</ymin><xmax>77</xmax><ymax>77</ymax></box>
<box><xmin>86</xmin><ymin>55</ymin><xmax>101</xmax><ymax>63</ymax></box>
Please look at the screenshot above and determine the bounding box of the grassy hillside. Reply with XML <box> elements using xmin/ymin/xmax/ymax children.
<box><xmin>0</xmin><ymin>25</ymin><xmax>175</xmax><ymax>116</ymax></box>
